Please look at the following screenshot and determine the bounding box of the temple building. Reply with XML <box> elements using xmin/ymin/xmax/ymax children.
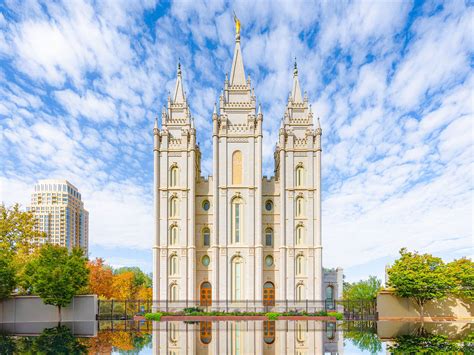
<box><xmin>152</xmin><ymin>24</ymin><xmax>342</xmax><ymax>309</ymax></box>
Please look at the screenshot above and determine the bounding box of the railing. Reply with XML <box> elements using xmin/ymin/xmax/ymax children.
<box><xmin>97</xmin><ymin>299</ymin><xmax>376</xmax><ymax>320</ymax></box>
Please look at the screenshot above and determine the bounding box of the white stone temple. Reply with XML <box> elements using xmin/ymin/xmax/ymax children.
<box><xmin>152</xmin><ymin>23</ymin><xmax>342</xmax><ymax>309</ymax></box>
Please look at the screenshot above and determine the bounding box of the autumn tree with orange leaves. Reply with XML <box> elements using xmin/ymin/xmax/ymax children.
<box><xmin>87</xmin><ymin>258</ymin><xmax>114</xmax><ymax>299</ymax></box>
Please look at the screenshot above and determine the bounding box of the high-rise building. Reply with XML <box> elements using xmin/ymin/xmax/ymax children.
<box><xmin>152</xmin><ymin>22</ymin><xmax>342</xmax><ymax>308</ymax></box>
<box><xmin>28</xmin><ymin>179</ymin><xmax>89</xmax><ymax>254</ymax></box>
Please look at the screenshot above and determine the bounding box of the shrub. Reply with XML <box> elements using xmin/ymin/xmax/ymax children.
<box><xmin>266</xmin><ymin>312</ymin><xmax>279</xmax><ymax>320</ymax></box>
<box><xmin>145</xmin><ymin>312</ymin><xmax>163</xmax><ymax>321</ymax></box>
<box><xmin>328</xmin><ymin>312</ymin><xmax>343</xmax><ymax>320</ymax></box>
<box><xmin>184</xmin><ymin>307</ymin><xmax>203</xmax><ymax>314</ymax></box>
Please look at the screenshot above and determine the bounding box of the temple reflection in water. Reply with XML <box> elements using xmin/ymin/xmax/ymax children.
<box><xmin>152</xmin><ymin>320</ymin><xmax>343</xmax><ymax>354</ymax></box>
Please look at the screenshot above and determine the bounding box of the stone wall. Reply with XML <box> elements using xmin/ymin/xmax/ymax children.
<box><xmin>377</xmin><ymin>291</ymin><xmax>473</xmax><ymax>321</ymax></box>
<box><xmin>0</xmin><ymin>295</ymin><xmax>97</xmax><ymax>323</ymax></box>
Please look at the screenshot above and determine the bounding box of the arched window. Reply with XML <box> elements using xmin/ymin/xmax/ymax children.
<box><xmin>169</xmin><ymin>255</ymin><xmax>178</xmax><ymax>276</ymax></box>
<box><xmin>296</xmin><ymin>321</ymin><xmax>306</xmax><ymax>343</ymax></box>
<box><xmin>232</xmin><ymin>151</ymin><xmax>243</xmax><ymax>184</ymax></box>
<box><xmin>296</xmin><ymin>196</ymin><xmax>304</xmax><ymax>217</ymax></box>
<box><xmin>200</xmin><ymin>321</ymin><xmax>212</xmax><ymax>345</ymax></box>
<box><xmin>296</xmin><ymin>225</ymin><xmax>304</xmax><ymax>245</ymax></box>
<box><xmin>326</xmin><ymin>322</ymin><xmax>336</xmax><ymax>340</ymax></box>
<box><xmin>202</xmin><ymin>227</ymin><xmax>210</xmax><ymax>247</ymax></box>
<box><xmin>231</xmin><ymin>256</ymin><xmax>243</xmax><ymax>301</ymax></box>
<box><xmin>296</xmin><ymin>284</ymin><xmax>305</xmax><ymax>301</ymax></box>
<box><xmin>170</xmin><ymin>284</ymin><xmax>178</xmax><ymax>301</ymax></box>
<box><xmin>170</xmin><ymin>197</ymin><xmax>178</xmax><ymax>218</ymax></box>
<box><xmin>326</xmin><ymin>286</ymin><xmax>335</xmax><ymax>309</ymax></box>
<box><xmin>296</xmin><ymin>165</ymin><xmax>304</xmax><ymax>187</ymax></box>
<box><xmin>231</xmin><ymin>197</ymin><xmax>243</xmax><ymax>243</ymax></box>
<box><xmin>170</xmin><ymin>166</ymin><xmax>179</xmax><ymax>187</ymax></box>
<box><xmin>296</xmin><ymin>255</ymin><xmax>305</xmax><ymax>275</ymax></box>
<box><xmin>169</xmin><ymin>322</ymin><xmax>178</xmax><ymax>343</ymax></box>
<box><xmin>264</xmin><ymin>228</ymin><xmax>273</xmax><ymax>247</ymax></box>
<box><xmin>263</xmin><ymin>321</ymin><xmax>275</xmax><ymax>344</ymax></box>
<box><xmin>170</xmin><ymin>225</ymin><xmax>178</xmax><ymax>245</ymax></box>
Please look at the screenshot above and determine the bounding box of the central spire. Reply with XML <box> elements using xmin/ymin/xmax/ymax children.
<box><xmin>173</xmin><ymin>60</ymin><xmax>185</xmax><ymax>104</ymax></box>
<box><xmin>229</xmin><ymin>14</ymin><xmax>246</xmax><ymax>86</ymax></box>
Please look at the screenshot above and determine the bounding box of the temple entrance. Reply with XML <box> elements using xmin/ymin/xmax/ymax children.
<box><xmin>200</xmin><ymin>282</ymin><xmax>212</xmax><ymax>307</ymax></box>
<box><xmin>263</xmin><ymin>282</ymin><xmax>275</xmax><ymax>306</ymax></box>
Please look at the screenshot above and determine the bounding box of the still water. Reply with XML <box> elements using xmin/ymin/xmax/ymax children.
<box><xmin>0</xmin><ymin>320</ymin><xmax>472</xmax><ymax>354</ymax></box>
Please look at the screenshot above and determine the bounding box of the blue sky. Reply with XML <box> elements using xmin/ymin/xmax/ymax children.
<box><xmin>0</xmin><ymin>0</ymin><xmax>472</xmax><ymax>282</ymax></box>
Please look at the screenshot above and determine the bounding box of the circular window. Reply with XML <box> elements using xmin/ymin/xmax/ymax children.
<box><xmin>202</xmin><ymin>200</ymin><xmax>210</xmax><ymax>211</ymax></box>
<box><xmin>265</xmin><ymin>200</ymin><xmax>273</xmax><ymax>211</ymax></box>
<box><xmin>202</xmin><ymin>255</ymin><xmax>210</xmax><ymax>267</ymax></box>
<box><xmin>265</xmin><ymin>255</ymin><xmax>274</xmax><ymax>267</ymax></box>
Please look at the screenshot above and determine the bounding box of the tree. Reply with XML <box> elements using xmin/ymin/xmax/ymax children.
<box><xmin>114</xmin><ymin>267</ymin><xmax>152</xmax><ymax>288</ymax></box>
<box><xmin>112</xmin><ymin>271</ymin><xmax>136</xmax><ymax>300</ymax></box>
<box><xmin>343</xmin><ymin>276</ymin><xmax>382</xmax><ymax>301</ymax></box>
<box><xmin>446</xmin><ymin>257</ymin><xmax>474</xmax><ymax>301</ymax></box>
<box><xmin>87</xmin><ymin>258</ymin><xmax>114</xmax><ymax>299</ymax></box>
<box><xmin>387</xmin><ymin>248</ymin><xmax>453</xmax><ymax>321</ymax></box>
<box><xmin>0</xmin><ymin>203</ymin><xmax>43</xmax><ymax>254</ymax></box>
<box><xmin>0</xmin><ymin>251</ymin><xmax>16</xmax><ymax>300</ymax></box>
<box><xmin>27</xmin><ymin>245</ymin><xmax>89</xmax><ymax>321</ymax></box>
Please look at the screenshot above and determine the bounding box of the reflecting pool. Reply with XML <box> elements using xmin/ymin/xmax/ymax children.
<box><xmin>0</xmin><ymin>320</ymin><xmax>472</xmax><ymax>354</ymax></box>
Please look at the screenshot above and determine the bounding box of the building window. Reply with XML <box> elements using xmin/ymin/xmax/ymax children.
<box><xmin>326</xmin><ymin>286</ymin><xmax>335</xmax><ymax>309</ymax></box>
<box><xmin>296</xmin><ymin>284</ymin><xmax>305</xmax><ymax>301</ymax></box>
<box><xmin>296</xmin><ymin>196</ymin><xmax>304</xmax><ymax>217</ymax></box>
<box><xmin>296</xmin><ymin>225</ymin><xmax>304</xmax><ymax>245</ymax></box>
<box><xmin>296</xmin><ymin>255</ymin><xmax>304</xmax><ymax>275</ymax></box>
<box><xmin>170</xmin><ymin>284</ymin><xmax>178</xmax><ymax>301</ymax></box>
<box><xmin>326</xmin><ymin>322</ymin><xmax>336</xmax><ymax>340</ymax></box>
<box><xmin>202</xmin><ymin>255</ymin><xmax>210</xmax><ymax>267</ymax></box>
<box><xmin>169</xmin><ymin>322</ymin><xmax>178</xmax><ymax>343</ymax></box>
<box><xmin>170</xmin><ymin>166</ymin><xmax>179</xmax><ymax>187</ymax></box>
<box><xmin>265</xmin><ymin>255</ymin><xmax>274</xmax><ymax>267</ymax></box>
<box><xmin>170</xmin><ymin>255</ymin><xmax>178</xmax><ymax>276</ymax></box>
<box><xmin>296</xmin><ymin>321</ymin><xmax>306</xmax><ymax>343</ymax></box>
<box><xmin>202</xmin><ymin>200</ymin><xmax>210</xmax><ymax>211</ymax></box>
<box><xmin>200</xmin><ymin>321</ymin><xmax>212</xmax><ymax>345</ymax></box>
<box><xmin>265</xmin><ymin>200</ymin><xmax>273</xmax><ymax>211</ymax></box>
<box><xmin>170</xmin><ymin>197</ymin><xmax>178</xmax><ymax>218</ymax></box>
<box><xmin>170</xmin><ymin>225</ymin><xmax>178</xmax><ymax>245</ymax></box>
<box><xmin>265</xmin><ymin>228</ymin><xmax>273</xmax><ymax>247</ymax></box>
<box><xmin>231</xmin><ymin>197</ymin><xmax>243</xmax><ymax>243</ymax></box>
<box><xmin>231</xmin><ymin>256</ymin><xmax>243</xmax><ymax>301</ymax></box>
<box><xmin>232</xmin><ymin>150</ymin><xmax>243</xmax><ymax>184</ymax></box>
<box><xmin>263</xmin><ymin>321</ymin><xmax>275</xmax><ymax>344</ymax></box>
<box><xmin>296</xmin><ymin>165</ymin><xmax>304</xmax><ymax>187</ymax></box>
<box><xmin>202</xmin><ymin>227</ymin><xmax>210</xmax><ymax>246</ymax></box>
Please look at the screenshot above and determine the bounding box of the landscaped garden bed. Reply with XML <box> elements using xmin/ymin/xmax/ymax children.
<box><xmin>142</xmin><ymin>308</ymin><xmax>343</xmax><ymax>321</ymax></box>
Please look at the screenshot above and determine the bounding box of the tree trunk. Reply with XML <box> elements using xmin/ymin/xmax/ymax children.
<box><xmin>58</xmin><ymin>305</ymin><xmax>62</xmax><ymax>324</ymax></box>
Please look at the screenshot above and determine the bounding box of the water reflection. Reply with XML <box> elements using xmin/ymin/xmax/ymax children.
<box><xmin>0</xmin><ymin>320</ymin><xmax>471</xmax><ymax>354</ymax></box>
<box><xmin>152</xmin><ymin>320</ymin><xmax>343</xmax><ymax>354</ymax></box>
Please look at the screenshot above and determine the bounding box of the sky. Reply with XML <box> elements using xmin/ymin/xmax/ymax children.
<box><xmin>0</xmin><ymin>0</ymin><xmax>472</xmax><ymax>283</ymax></box>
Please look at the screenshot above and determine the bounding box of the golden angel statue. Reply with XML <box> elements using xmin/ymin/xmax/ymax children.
<box><xmin>233</xmin><ymin>11</ymin><xmax>240</xmax><ymax>35</ymax></box>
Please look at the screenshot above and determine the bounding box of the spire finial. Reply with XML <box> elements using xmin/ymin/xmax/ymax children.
<box><xmin>233</xmin><ymin>11</ymin><xmax>241</xmax><ymax>41</ymax></box>
<box><xmin>177</xmin><ymin>59</ymin><xmax>181</xmax><ymax>76</ymax></box>
<box><xmin>293</xmin><ymin>57</ymin><xmax>298</xmax><ymax>76</ymax></box>
<box><xmin>154</xmin><ymin>116</ymin><xmax>158</xmax><ymax>129</ymax></box>
<box><xmin>317</xmin><ymin>116</ymin><xmax>321</xmax><ymax>129</ymax></box>
<box><xmin>213</xmin><ymin>102</ymin><xmax>217</xmax><ymax>114</ymax></box>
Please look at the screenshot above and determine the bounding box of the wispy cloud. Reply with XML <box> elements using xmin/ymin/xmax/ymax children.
<box><xmin>0</xmin><ymin>0</ymin><xmax>472</xmax><ymax>278</ymax></box>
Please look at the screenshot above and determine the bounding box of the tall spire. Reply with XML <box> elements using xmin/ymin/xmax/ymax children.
<box><xmin>229</xmin><ymin>15</ymin><xmax>246</xmax><ymax>86</ymax></box>
<box><xmin>291</xmin><ymin>58</ymin><xmax>303</xmax><ymax>103</ymax></box>
<box><xmin>172</xmin><ymin>60</ymin><xmax>185</xmax><ymax>104</ymax></box>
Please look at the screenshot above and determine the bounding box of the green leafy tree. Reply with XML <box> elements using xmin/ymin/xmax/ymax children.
<box><xmin>388</xmin><ymin>333</ymin><xmax>473</xmax><ymax>353</ymax></box>
<box><xmin>27</xmin><ymin>245</ymin><xmax>89</xmax><ymax>321</ymax></box>
<box><xmin>0</xmin><ymin>251</ymin><xmax>16</xmax><ymax>300</ymax></box>
<box><xmin>32</xmin><ymin>326</ymin><xmax>88</xmax><ymax>354</ymax></box>
<box><xmin>343</xmin><ymin>276</ymin><xmax>382</xmax><ymax>301</ymax></box>
<box><xmin>387</xmin><ymin>248</ymin><xmax>453</xmax><ymax>320</ymax></box>
<box><xmin>446</xmin><ymin>257</ymin><xmax>474</xmax><ymax>301</ymax></box>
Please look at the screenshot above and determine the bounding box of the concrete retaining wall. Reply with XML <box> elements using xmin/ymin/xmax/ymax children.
<box><xmin>377</xmin><ymin>291</ymin><xmax>473</xmax><ymax>321</ymax></box>
<box><xmin>0</xmin><ymin>295</ymin><xmax>97</xmax><ymax>323</ymax></box>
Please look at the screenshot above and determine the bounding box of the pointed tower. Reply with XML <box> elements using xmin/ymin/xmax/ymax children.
<box><xmin>153</xmin><ymin>62</ymin><xmax>200</xmax><ymax>306</ymax></box>
<box><xmin>210</xmin><ymin>18</ymin><xmax>264</xmax><ymax>305</ymax></box>
<box><xmin>274</xmin><ymin>60</ymin><xmax>323</xmax><ymax>301</ymax></box>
